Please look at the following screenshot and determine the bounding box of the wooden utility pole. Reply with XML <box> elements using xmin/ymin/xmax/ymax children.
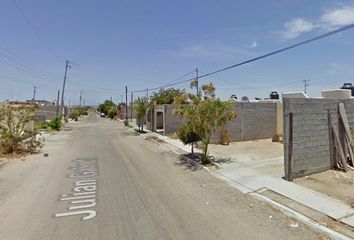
<box><xmin>130</xmin><ymin>91</ymin><xmax>133</xmax><ymax>122</ymax></box>
<box><xmin>125</xmin><ymin>86</ymin><xmax>128</xmax><ymax>120</ymax></box>
<box><xmin>60</xmin><ymin>60</ymin><xmax>71</xmax><ymax>118</ymax></box>
<box><xmin>56</xmin><ymin>89</ymin><xmax>60</xmax><ymax>118</ymax></box>
<box><xmin>33</xmin><ymin>86</ymin><xmax>37</xmax><ymax>101</ymax></box>
<box><xmin>79</xmin><ymin>89</ymin><xmax>82</xmax><ymax>107</ymax></box>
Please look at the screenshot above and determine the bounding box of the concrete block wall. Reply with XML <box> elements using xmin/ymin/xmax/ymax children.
<box><xmin>161</xmin><ymin>102</ymin><xmax>280</xmax><ymax>143</ymax></box>
<box><xmin>283</xmin><ymin>98</ymin><xmax>354</xmax><ymax>180</ymax></box>
<box><xmin>210</xmin><ymin>102</ymin><xmax>279</xmax><ymax>143</ymax></box>
<box><xmin>35</xmin><ymin>105</ymin><xmax>58</xmax><ymax>122</ymax></box>
<box><xmin>164</xmin><ymin>104</ymin><xmax>184</xmax><ymax>135</ymax></box>
<box><xmin>118</xmin><ymin>106</ymin><xmax>136</xmax><ymax>120</ymax></box>
<box><xmin>146</xmin><ymin>107</ymin><xmax>154</xmax><ymax>131</ymax></box>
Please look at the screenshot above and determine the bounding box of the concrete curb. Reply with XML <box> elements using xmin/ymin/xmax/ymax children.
<box><xmin>179</xmin><ymin>155</ymin><xmax>209</xmax><ymax>173</ymax></box>
<box><xmin>139</xmin><ymin>130</ymin><xmax>209</xmax><ymax>173</ymax></box>
<box><xmin>250</xmin><ymin>193</ymin><xmax>353</xmax><ymax>240</ymax></box>
<box><xmin>125</xmin><ymin>125</ymin><xmax>352</xmax><ymax>238</ymax></box>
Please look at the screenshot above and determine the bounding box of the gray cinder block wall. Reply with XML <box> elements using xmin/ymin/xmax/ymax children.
<box><xmin>210</xmin><ymin>102</ymin><xmax>280</xmax><ymax>143</ymax></box>
<box><xmin>164</xmin><ymin>104</ymin><xmax>184</xmax><ymax>134</ymax></box>
<box><xmin>146</xmin><ymin>105</ymin><xmax>184</xmax><ymax>133</ymax></box>
<box><xmin>35</xmin><ymin>105</ymin><xmax>58</xmax><ymax>122</ymax></box>
<box><xmin>283</xmin><ymin>98</ymin><xmax>354</xmax><ymax>180</ymax></box>
<box><xmin>160</xmin><ymin>102</ymin><xmax>281</xmax><ymax>143</ymax></box>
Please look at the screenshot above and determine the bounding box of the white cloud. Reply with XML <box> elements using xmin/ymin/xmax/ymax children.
<box><xmin>280</xmin><ymin>5</ymin><xmax>354</xmax><ymax>39</ymax></box>
<box><xmin>244</xmin><ymin>40</ymin><xmax>258</xmax><ymax>48</ymax></box>
<box><xmin>281</xmin><ymin>18</ymin><xmax>318</xmax><ymax>39</ymax></box>
<box><xmin>320</xmin><ymin>6</ymin><xmax>354</xmax><ymax>28</ymax></box>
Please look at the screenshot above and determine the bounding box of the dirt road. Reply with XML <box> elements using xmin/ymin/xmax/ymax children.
<box><xmin>0</xmin><ymin>114</ymin><xmax>326</xmax><ymax>239</ymax></box>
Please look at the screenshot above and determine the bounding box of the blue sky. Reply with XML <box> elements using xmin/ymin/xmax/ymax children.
<box><xmin>1</xmin><ymin>0</ymin><xmax>354</xmax><ymax>105</ymax></box>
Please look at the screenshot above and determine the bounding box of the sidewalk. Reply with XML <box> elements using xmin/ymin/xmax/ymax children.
<box><xmin>127</xmin><ymin>120</ymin><xmax>354</xmax><ymax>237</ymax></box>
<box><xmin>206</xmin><ymin>140</ymin><xmax>354</xmax><ymax>226</ymax></box>
<box><xmin>139</xmin><ymin>128</ymin><xmax>354</xmax><ymax>234</ymax></box>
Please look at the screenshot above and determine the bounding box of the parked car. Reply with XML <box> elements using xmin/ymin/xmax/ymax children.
<box><xmin>100</xmin><ymin>112</ymin><xmax>105</xmax><ymax>118</ymax></box>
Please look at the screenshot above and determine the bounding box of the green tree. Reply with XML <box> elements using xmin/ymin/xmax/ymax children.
<box><xmin>176</xmin><ymin>123</ymin><xmax>201</xmax><ymax>153</ymax></box>
<box><xmin>150</xmin><ymin>88</ymin><xmax>186</xmax><ymax>105</ymax></box>
<box><xmin>97</xmin><ymin>100</ymin><xmax>117</xmax><ymax>119</ymax></box>
<box><xmin>134</xmin><ymin>97</ymin><xmax>148</xmax><ymax>132</ymax></box>
<box><xmin>174</xmin><ymin>83</ymin><xmax>236</xmax><ymax>164</ymax></box>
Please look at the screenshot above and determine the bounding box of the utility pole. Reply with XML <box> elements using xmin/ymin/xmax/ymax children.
<box><xmin>196</xmin><ymin>67</ymin><xmax>199</xmax><ymax>96</ymax></box>
<box><xmin>79</xmin><ymin>89</ymin><xmax>82</xmax><ymax>107</ymax></box>
<box><xmin>302</xmin><ymin>79</ymin><xmax>310</xmax><ymax>94</ymax></box>
<box><xmin>125</xmin><ymin>86</ymin><xmax>128</xmax><ymax>119</ymax></box>
<box><xmin>146</xmin><ymin>88</ymin><xmax>149</xmax><ymax>99</ymax></box>
<box><xmin>124</xmin><ymin>86</ymin><xmax>128</xmax><ymax>125</ymax></box>
<box><xmin>33</xmin><ymin>86</ymin><xmax>37</xmax><ymax>101</ymax></box>
<box><xmin>56</xmin><ymin>89</ymin><xmax>60</xmax><ymax>118</ymax></box>
<box><xmin>60</xmin><ymin>60</ymin><xmax>71</xmax><ymax>118</ymax></box>
<box><xmin>130</xmin><ymin>91</ymin><xmax>133</xmax><ymax>122</ymax></box>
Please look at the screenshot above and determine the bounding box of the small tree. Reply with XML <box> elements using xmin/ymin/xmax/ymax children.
<box><xmin>176</xmin><ymin>124</ymin><xmax>201</xmax><ymax>153</ymax></box>
<box><xmin>134</xmin><ymin>97</ymin><xmax>148</xmax><ymax>132</ymax></box>
<box><xmin>150</xmin><ymin>88</ymin><xmax>186</xmax><ymax>105</ymax></box>
<box><xmin>0</xmin><ymin>104</ymin><xmax>41</xmax><ymax>154</ymax></box>
<box><xmin>97</xmin><ymin>100</ymin><xmax>117</xmax><ymax>119</ymax></box>
<box><xmin>107</xmin><ymin>105</ymin><xmax>117</xmax><ymax>119</ymax></box>
<box><xmin>174</xmin><ymin>83</ymin><xmax>236</xmax><ymax>164</ymax></box>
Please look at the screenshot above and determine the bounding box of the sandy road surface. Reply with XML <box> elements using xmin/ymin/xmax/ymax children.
<box><xmin>0</xmin><ymin>114</ymin><xmax>326</xmax><ymax>239</ymax></box>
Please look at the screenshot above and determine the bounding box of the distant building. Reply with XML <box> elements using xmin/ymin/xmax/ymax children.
<box><xmin>26</xmin><ymin>99</ymin><xmax>55</xmax><ymax>106</ymax></box>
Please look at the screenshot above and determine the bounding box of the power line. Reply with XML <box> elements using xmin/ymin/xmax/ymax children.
<box><xmin>198</xmin><ymin>70</ymin><xmax>263</xmax><ymax>90</ymax></box>
<box><xmin>11</xmin><ymin>0</ymin><xmax>63</xmax><ymax>61</ymax></box>
<box><xmin>133</xmin><ymin>70</ymin><xmax>197</xmax><ymax>93</ymax></box>
<box><xmin>0</xmin><ymin>45</ymin><xmax>63</xmax><ymax>86</ymax></box>
<box><xmin>0</xmin><ymin>72</ymin><xmax>33</xmax><ymax>85</ymax></box>
<box><xmin>164</xmin><ymin>69</ymin><xmax>196</xmax><ymax>85</ymax></box>
<box><xmin>0</xmin><ymin>59</ymin><xmax>45</xmax><ymax>82</ymax></box>
<box><xmin>0</xmin><ymin>51</ymin><xmax>60</xmax><ymax>83</ymax></box>
<box><xmin>198</xmin><ymin>23</ymin><xmax>354</xmax><ymax>79</ymax></box>
<box><xmin>133</xmin><ymin>70</ymin><xmax>195</xmax><ymax>93</ymax></box>
<box><xmin>0</xmin><ymin>45</ymin><xmax>61</xmax><ymax>80</ymax></box>
<box><xmin>133</xmin><ymin>23</ymin><xmax>354</xmax><ymax>93</ymax></box>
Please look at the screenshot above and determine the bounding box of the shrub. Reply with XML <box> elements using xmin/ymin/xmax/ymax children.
<box><xmin>98</xmin><ymin>100</ymin><xmax>116</xmax><ymax>119</ymax></box>
<box><xmin>174</xmin><ymin>82</ymin><xmax>236</xmax><ymax>164</ymax></box>
<box><xmin>220</xmin><ymin>131</ymin><xmax>230</xmax><ymax>145</ymax></box>
<box><xmin>176</xmin><ymin>124</ymin><xmax>201</xmax><ymax>153</ymax></box>
<box><xmin>134</xmin><ymin>97</ymin><xmax>148</xmax><ymax>132</ymax></box>
<box><xmin>0</xmin><ymin>104</ymin><xmax>42</xmax><ymax>154</ymax></box>
<box><xmin>69</xmin><ymin>110</ymin><xmax>80</xmax><ymax>121</ymax></box>
<box><xmin>200</xmin><ymin>154</ymin><xmax>210</xmax><ymax>165</ymax></box>
<box><xmin>107</xmin><ymin>105</ymin><xmax>117</xmax><ymax>119</ymax></box>
<box><xmin>40</xmin><ymin>121</ymin><xmax>49</xmax><ymax>129</ymax></box>
<box><xmin>48</xmin><ymin>118</ymin><xmax>61</xmax><ymax>130</ymax></box>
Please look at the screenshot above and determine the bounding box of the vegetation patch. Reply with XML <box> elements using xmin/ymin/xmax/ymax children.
<box><xmin>134</xmin><ymin>97</ymin><xmax>148</xmax><ymax>132</ymax></box>
<box><xmin>174</xmin><ymin>82</ymin><xmax>236</xmax><ymax>164</ymax></box>
<box><xmin>0</xmin><ymin>104</ymin><xmax>42</xmax><ymax>155</ymax></box>
<box><xmin>97</xmin><ymin>100</ymin><xmax>117</xmax><ymax>119</ymax></box>
<box><xmin>40</xmin><ymin>117</ymin><xmax>62</xmax><ymax>131</ymax></box>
